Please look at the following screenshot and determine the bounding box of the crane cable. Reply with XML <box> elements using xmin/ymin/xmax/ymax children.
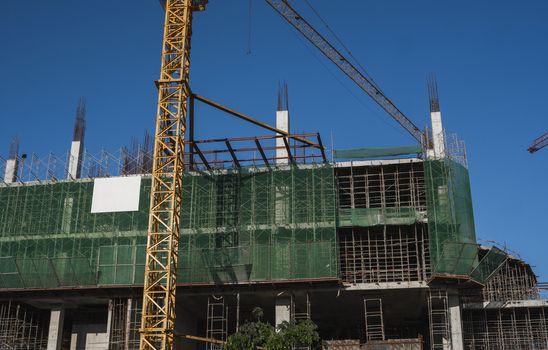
<box><xmin>247</xmin><ymin>0</ymin><xmax>253</xmax><ymax>54</ymax></box>
<box><xmin>287</xmin><ymin>20</ymin><xmax>410</xmax><ymax>139</ymax></box>
<box><xmin>301</xmin><ymin>0</ymin><xmax>385</xmax><ymax>94</ymax></box>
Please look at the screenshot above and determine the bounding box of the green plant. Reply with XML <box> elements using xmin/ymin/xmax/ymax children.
<box><xmin>225</xmin><ymin>308</ymin><xmax>319</xmax><ymax>350</ymax></box>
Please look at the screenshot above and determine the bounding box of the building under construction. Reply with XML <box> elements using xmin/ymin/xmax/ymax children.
<box><xmin>1</xmin><ymin>1</ymin><xmax>547</xmax><ymax>350</ymax></box>
<box><xmin>0</xmin><ymin>84</ymin><xmax>546</xmax><ymax>350</ymax></box>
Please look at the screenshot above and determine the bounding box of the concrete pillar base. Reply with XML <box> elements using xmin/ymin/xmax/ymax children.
<box><xmin>47</xmin><ymin>308</ymin><xmax>65</xmax><ymax>350</ymax></box>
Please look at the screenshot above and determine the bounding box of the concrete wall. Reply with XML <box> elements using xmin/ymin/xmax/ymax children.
<box><xmin>70</xmin><ymin>323</ymin><xmax>109</xmax><ymax>350</ymax></box>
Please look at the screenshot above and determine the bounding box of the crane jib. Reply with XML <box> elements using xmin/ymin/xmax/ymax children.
<box><xmin>265</xmin><ymin>0</ymin><xmax>423</xmax><ymax>143</ymax></box>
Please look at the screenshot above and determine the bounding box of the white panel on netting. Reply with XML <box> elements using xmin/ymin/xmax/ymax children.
<box><xmin>91</xmin><ymin>176</ymin><xmax>141</xmax><ymax>213</ymax></box>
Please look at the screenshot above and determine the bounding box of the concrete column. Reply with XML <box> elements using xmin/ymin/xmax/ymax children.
<box><xmin>124</xmin><ymin>298</ymin><xmax>133</xmax><ymax>350</ymax></box>
<box><xmin>430</xmin><ymin>111</ymin><xmax>446</xmax><ymax>159</ymax></box>
<box><xmin>448</xmin><ymin>290</ymin><xmax>464</xmax><ymax>350</ymax></box>
<box><xmin>275</xmin><ymin>109</ymin><xmax>290</xmax><ymax>224</ymax></box>
<box><xmin>275</xmin><ymin>296</ymin><xmax>292</xmax><ymax>328</ymax></box>
<box><xmin>67</xmin><ymin>141</ymin><xmax>83</xmax><ymax>179</ymax></box>
<box><xmin>69</xmin><ymin>333</ymin><xmax>78</xmax><ymax>350</ymax></box>
<box><xmin>47</xmin><ymin>308</ymin><xmax>65</xmax><ymax>350</ymax></box>
<box><xmin>276</xmin><ymin>110</ymin><xmax>290</xmax><ymax>165</ymax></box>
<box><xmin>105</xmin><ymin>300</ymin><xmax>113</xmax><ymax>348</ymax></box>
<box><xmin>3</xmin><ymin>158</ymin><xmax>18</xmax><ymax>183</ymax></box>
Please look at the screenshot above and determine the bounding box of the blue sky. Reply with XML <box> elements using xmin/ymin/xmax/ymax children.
<box><xmin>1</xmin><ymin>1</ymin><xmax>546</xmax><ymax>279</ymax></box>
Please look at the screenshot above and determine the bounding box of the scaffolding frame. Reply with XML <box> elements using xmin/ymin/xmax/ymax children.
<box><xmin>206</xmin><ymin>296</ymin><xmax>228</xmax><ymax>350</ymax></box>
<box><xmin>109</xmin><ymin>298</ymin><xmax>142</xmax><ymax>350</ymax></box>
<box><xmin>0</xmin><ymin>301</ymin><xmax>49</xmax><ymax>350</ymax></box>
<box><xmin>463</xmin><ymin>307</ymin><xmax>548</xmax><ymax>349</ymax></box>
<box><xmin>427</xmin><ymin>290</ymin><xmax>450</xmax><ymax>350</ymax></box>
<box><xmin>364</xmin><ymin>298</ymin><xmax>385</xmax><ymax>342</ymax></box>
<box><xmin>339</xmin><ymin>225</ymin><xmax>430</xmax><ymax>284</ymax></box>
<box><xmin>336</xmin><ymin>162</ymin><xmax>426</xmax><ymax>212</ymax></box>
<box><xmin>483</xmin><ymin>258</ymin><xmax>539</xmax><ymax>302</ymax></box>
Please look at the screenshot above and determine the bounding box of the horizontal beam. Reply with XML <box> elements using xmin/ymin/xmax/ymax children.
<box><xmin>192</xmin><ymin>94</ymin><xmax>321</xmax><ymax>148</ymax></box>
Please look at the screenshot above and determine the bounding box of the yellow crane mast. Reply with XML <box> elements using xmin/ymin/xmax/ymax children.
<box><xmin>139</xmin><ymin>1</ymin><xmax>206</xmax><ymax>349</ymax></box>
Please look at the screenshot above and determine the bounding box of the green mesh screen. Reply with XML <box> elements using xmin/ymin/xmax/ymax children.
<box><xmin>0</xmin><ymin>165</ymin><xmax>337</xmax><ymax>289</ymax></box>
<box><xmin>424</xmin><ymin>159</ymin><xmax>479</xmax><ymax>277</ymax></box>
<box><xmin>338</xmin><ymin>208</ymin><xmax>425</xmax><ymax>227</ymax></box>
<box><xmin>334</xmin><ymin>145</ymin><xmax>422</xmax><ymax>159</ymax></box>
<box><xmin>470</xmin><ymin>246</ymin><xmax>508</xmax><ymax>283</ymax></box>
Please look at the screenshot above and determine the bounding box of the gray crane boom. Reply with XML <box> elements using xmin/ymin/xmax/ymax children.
<box><xmin>265</xmin><ymin>0</ymin><xmax>424</xmax><ymax>143</ymax></box>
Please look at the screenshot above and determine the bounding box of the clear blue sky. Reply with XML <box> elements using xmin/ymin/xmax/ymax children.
<box><xmin>1</xmin><ymin>1</ymin><xmax>546</xmax><ymax>280</ymax></box>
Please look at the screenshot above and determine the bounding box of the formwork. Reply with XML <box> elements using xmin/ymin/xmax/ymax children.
<box><xmin>0</xmin><ymin>164</ymin><xmax>337</xmax><ymax>289</ymax></box>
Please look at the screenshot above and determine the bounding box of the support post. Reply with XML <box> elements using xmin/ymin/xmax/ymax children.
<box><xmin>275</xmin><ymin>296</ymin><xmax>292</xmax><ymax>329</ymax></box>
<box><xmin>3</xmin><ymin>158</ymin><xmax>18</xmax><ymax>183</ymax></box>
<box><xmin>46</xmin><ymin>308</ymin><xmax>65</xmax><ymax>350</ymax></box>
<box><xmin>67</xmin><ymin>141</ymin><xmax>83</xmax><ymax>179</ymax></box>
<box><xmin>105</xmin><ymin>300</ymin><xmax>113</xmax><ymax>349</ymax></box>
<box><xmin>448</xmin><ymin>290</ymin><xmax>464</xmax><ymax>350</ymax></box>
<box><xmin>276</xmin><ymin>83</ymin><xmax>290</xmax><ymax>165</ymax></box>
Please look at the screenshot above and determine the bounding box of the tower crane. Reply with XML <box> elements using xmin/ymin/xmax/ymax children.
<box><xmin>139</xmin><ymin>1</ymin><xmax>206</xmax><ymax>350</ymax></box>
<box><xmin>141</xmin><ymin>1</ymin><xmax>424</xmax><ymax>349</ymax></box>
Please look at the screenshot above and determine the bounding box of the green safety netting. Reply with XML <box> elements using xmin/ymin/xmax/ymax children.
<box><xmin>338</xmin><ymin>208</ymin><xmax>426</xmax><ymax>227</ymax></box>
<box><xmin>0</xmin><ymin>165</ymin><xmax>338</xmax><ymax>289</ymax></box>
<box><xmin>470</xmin><ymin>246</ymin><xmax>509</xmax><ymax>283</ymax></box>
<box><xmin>424</xmin><ymin>158</ymin><xmax>480</xmax><ymax>277</ymax></box>
<box><xmin>0</xmin><ymin>154</ymin><xmax>506</xmax><ymax>289</ymax></box>
<box><xmin>334</xmin><ymin>145</ymin><xmax>422</xmax><ymax>159</ymax></box>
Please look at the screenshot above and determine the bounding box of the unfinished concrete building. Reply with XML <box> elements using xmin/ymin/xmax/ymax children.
<box><xmin>0</xmin><ymin>91</ymin><xmax>546</xmax><ymax>350</ymax></box>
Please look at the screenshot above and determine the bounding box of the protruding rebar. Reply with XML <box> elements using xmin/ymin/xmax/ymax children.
<box><xmin>427</xmin><ymin>75</ymin><xmax>440</xmax><ymax>113</ymax></box>
<box><xmin>277</xmin><ymin>81</ymin><xmax>289</xmax><ymax>112</ymax></box>
<box><xmin>73</xmin><ymin>97</ymin><xmax>86</xmax><ymax>142</ymax></box>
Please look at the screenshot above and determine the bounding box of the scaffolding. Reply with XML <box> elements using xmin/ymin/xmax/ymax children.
<box><xmin>0</xmin><ymin>301</ymin><xmax>49</xmax><ymax>350</ymax></box>
<box><xmin>460</xmin><ymin>247</ymin><xmax>540</xmax><ymax>305</ymax></box>
<box><xmin>293</xmin><ymin>293</ymin><xmax>312</xmax><ymax>350</ymax></box>
<box><xmin>427</xmin><ymin>290</ymin><xmax>450</xmax><ymax>350</ymax></box>
<box><xmin>339</xmin><ymin>225</ymin><xmax>429</xmax><ymax>284</ymax></box>
<box><xmin>336</xmin><ymin>161</ymin><xmax>426</xmax><ymax>210</ymax></box>
<box><xmin>424</xmin><ymin>157</ymin><xmax>479</xmax><ymax>278</ymax></box>
<box><xmin>483</xmin><ymin>257</ymin><xmax>539</xmax><ymax>302</ymax></box>
<box><xmin>206</xmin><ymin>296</ymin><xmax>228</xmax><ymax>350</ymax></box>
<box><xmin>108</xmin><ymin>298</ymin><xmax>142</xmax><ymax>350</ymax></box>
<box><xmin>463</xmin><ymin>307</ymin><xmax>548</xmax><ymax>349</ymax></box>
<box><xmin>364</xmin><ymin>298</ymin><xmax>385</xmax><ymax>342</ymax></box>
<box><xmin>292</xmin><ymin>293</ymin><xmax>311</xmax><ymax>323</ymax></box>
<box><xmin>0</xmin><ymin>144</ymin><xmax>153</xmax><ymax>185</ymax></box>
